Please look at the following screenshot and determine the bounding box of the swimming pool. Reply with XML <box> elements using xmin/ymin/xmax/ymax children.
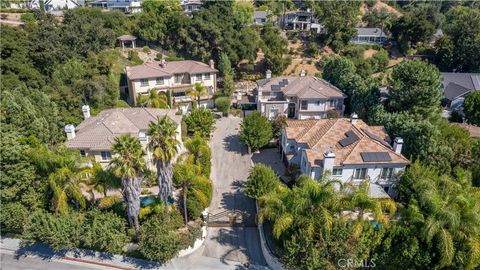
<box><xmin>140</xmin><ymin>196</ymin><xmax>156</xmax><ymax>207</ymax></box>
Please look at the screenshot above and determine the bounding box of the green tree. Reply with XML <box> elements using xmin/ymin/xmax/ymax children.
<box><xmin>48</xmin><ymin>167</ymin><xmax>86</xmax><ymax>215</ymax></box>
<box><xmin>138</xmin><ymin>215</ymin><xmax>182</xmax><ymax>262</ymax></box>
<box><xmin>244</xmin><ymin>164</ymin><xmax>279</xmax><ymax>200</ymax></box>
<box><xmin>270</xmin><ymin>114</ymin><xmax>287</xmax><ymax>140</ymax></box>
<box><xmin>441</xmin><ymin>6</ymin><xmax>480</xmax><ymax>72</ymax></box>
<box><xmin>314</xmin><ymin>1</ymin><xmax>361</xmax><ymax>50</ymax></box>
<box><xmin>148</xmin><ymin>116</ymin><xmax>180</xmax><ymax>205</ymax></box>
<box><xmin>261</xmin><ymin>25</ymin><xmax>290</xmax><ymax>74</ymax></box>
<box><xmin>391</xmin><ymin>4</ymin><xmax>436</xmax><ymax>51</ymax></box>
<box><xmin>233</xmin><ymin>2</ymin><xmax>254</xmax><ymax>25</ymax></box>
<box><xmin>215</xmin><ymin>97</ymin><xmax>230</xmax><ymax>115</ymax></box>
<box><xmin>83</xmin><ymin>209</ymin><xmax>128</xmax><ymax>253</ymax></box>
<box><xmin>183</xmin><ymin>108</ymin><xmax>215</xmax><ymax>138</ymax></box>
<box><xmin>137</xmin><ymin>89</ymin><xmax>169</xmax><ymax>109</ymax></box>
<box><xmin>239</xmin><ymin>112</ymin><xmax>273</xmax><ymax>154</ymax></box>
<box><xmin>89</xmin><ymin>163</ymin><xmax>121</xmax><ymax>199</ymax></box>
<box><xmin>188</xmin><ymin>83</ymin><xmax>208</xmax><ymax>106</ymax></box>
<box><xmin>110</xmin><ymin>134</ymin><xmax>146</xmax><ymax>230</ymax></box>
<box><xmin>0</xmin><ymin>202</ymin><xmax>29</xmax><ymax>233</ymax></box>
<box><xmin>185</xmin><ymin>134</ymin><xmax>212</xmax><ymax>177</ymax></box>
<box><xmin>387</xmin><ymin>60</ymin><xmax>442</xmax><ymax>119</ymax></box>
<box><xmin>463</xmin><ymin>92</ymin><xmax>480</xmax><ymax>125</ymax></box>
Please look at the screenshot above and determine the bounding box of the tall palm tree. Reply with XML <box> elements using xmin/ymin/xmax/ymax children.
<box><xmin>110</xmin><ymin>134</ymin><xmax>146</xmax><ymax>230</ymax></box>
<box><xmin>48</xmin><ymin>167</ymin><xmax>86</xmax><ymax>215</ymax></box>
<box><xmin>148</xmin><ymin>116</ymin><xmax>180</xmax><ymax>205</ymax></box>
<box><xmin>188</xmin><ymin>83</ymin><xmax>208</xmax><ymax>106</ymax></box>
<box><xmin>173</xmin><ymin>163</ymin><xmax>210</xmax><ymax>224</ymax></box>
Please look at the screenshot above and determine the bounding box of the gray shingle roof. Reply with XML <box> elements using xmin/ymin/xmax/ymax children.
<box><xmin>442</xmin><ymin>72</ymin><xmax>480</xmax><ymax>100</ymax></box>
<box><xmin>66</xmin><ymin>108</ymin><xmax>181</xmax><ymax>151</ymax></box>
<box><xmin>254</xmin><ymin>11</ymin><xmax>267</xmax><ymax>20</ymax></box>
<box><xmin>126</xmin><ymin>60</ymin><xmax>218</xmax><ymax>80</ymax></box>
<box><xmin>355</xmin><ymin>27</ymin><xmax>387</xmax><ymax>37</ymax></box>
<box><xmin>257</xmin><ymin>76</ymin><xmax>347</xmax><ymax>100</ymax></box>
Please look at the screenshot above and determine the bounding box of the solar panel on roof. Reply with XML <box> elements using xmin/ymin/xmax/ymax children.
<box><xmin>360</xmin><ymin>152</ymin><xmax>392</xmax><ymax>162</ymax></box>
<box><xmin>339</xmin><ymin>131</ymin><xmax>360</xmax><ymax>147</ymax></box>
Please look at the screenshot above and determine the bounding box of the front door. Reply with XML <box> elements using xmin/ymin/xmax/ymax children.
<box><xmin>288</xmin><ymin>103</ymin><xmax>296</xmax><ymax>118</ymax></box>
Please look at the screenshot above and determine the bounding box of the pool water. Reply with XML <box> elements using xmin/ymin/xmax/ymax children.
<box><xmin>140</xmin><ymin>196</ymin><xmax>156</xmax><ymax>207</ymax></box>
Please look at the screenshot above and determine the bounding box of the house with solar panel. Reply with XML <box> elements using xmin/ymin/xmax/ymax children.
<box><xmin>280</xmin><ymin>113</ymin><xmax>410</xmax><ymax>198</ymax></box>
<box><xmin>255</xmin><ymin>71</ymin><xmax>347</xmax><ymax>120</ymax></box>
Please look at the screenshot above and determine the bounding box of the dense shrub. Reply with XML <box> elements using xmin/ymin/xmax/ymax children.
<box><xmin>215</xmin><ymin>96</ymin><xmax>231</xmax><ymax>115</ymax></box>
<box><xmin>183</xmin><ymin>108</ymin><xmax>215</xmax><ymax>138</ymax></box>
<box><xmin>82</xmin><ymin>209</ymin><xmax>128</xmax><ymax>253</ymax></box>
<box><xmin>138</xmin><ymin>215</ymin><xmax>182</xmax><ymax>262</ymax></box>
<box><xmin>245</xmin><ymin>164</ymin><xmax>280</xmax><ymax>200</ymax></box>
<box><xmin>0</xmin><ymin>202</ymin><xmax>29</xmax><ymax>233</ymax></box>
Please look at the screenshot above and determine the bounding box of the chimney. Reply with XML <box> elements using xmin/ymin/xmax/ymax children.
<box><xmin>82</xmin><ymin>105</ymin><xmax>90</xmax><ymax>119</ymax></box>
<box><xmin>350</xmin><ymin>112</ymin><xmax>358</xmax><ymax>124</ymax></box>
<box><xmin>393</xmin><ymin>137</ymin><xmax>403</xmax><ymax>154</ymax></box>
<box><xmin>266</xmin><ymin>69</ymin><xmax>272</xmax><ymax>79</ymax></box>
<box><xmin>300</xmin><ymin>69</ymin><xmax>306</xmax><ymax>77</ymax></box>
<box><xmin>65</xmin><ymin>124</ymin><xmax>75</xmax><ymax>140</ymax></box>
<box><xmin>160</xmin><ymin>59</ymin><xmax>166</xmax><ymax>68</ymax></box>
<box><xmin>323</xmin><ymin>149</ymin><xmax>335</xmax><ymax>172</ymax></box>
<box><xmin>209</xmin><ymin>59</ymin><xmax>214</xmax><ymax>69</ymax></box>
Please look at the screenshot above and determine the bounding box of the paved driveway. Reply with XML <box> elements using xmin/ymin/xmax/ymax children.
<box><xmin>203</xmin><ymin>116</ymin><xmax>266</xmax><ymax>266</ymax></box>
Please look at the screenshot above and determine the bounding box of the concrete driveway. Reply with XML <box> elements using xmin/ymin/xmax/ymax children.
<box><xmin>203</xmin><ymin>116</ymin><xmax>266</xmax><ymax>267</ymax></box>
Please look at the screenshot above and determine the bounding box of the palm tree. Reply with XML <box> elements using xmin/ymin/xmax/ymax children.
<box><xmin>110</xmin><ymin>134</ymin><xmax>146</xmax><ymax>230</ymax></box>
<box><xmin>188</xmin><ymin>83</ymin><xmax>208</xmax><ymax>106</ymax></box>
<box><xmin>137</xmin><ymin>89</ymin><xmax>170</xmax><ymax>109</ymax></box>
<box><xmin>89</xmin><ymin>163</ymin><xmax>121</xmax><ymax>199</ymax></box>
<box><xmin>148</xmin><ymin>116</ymin><xmax>180</xmax><ymax>205</ymax></box>
<box><xmin>173</xmin><ymin>163</ymin><xmax>210</xmax><ymax>224</ymax></box>
<box><xmin>48</xmin><ymin>167</ymin><xmax>86</xmax><ymax>215</ymax></box>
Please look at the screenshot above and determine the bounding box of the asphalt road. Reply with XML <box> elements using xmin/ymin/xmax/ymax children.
<box><xmin>203</xmin><ymin>116</ymin><xmax>266</xmax><ymax>266</ymax></box>
<box><xmin>1</xmin><ymin>252</ymin><xmax>101</xmax><ymax>270</ymax></box>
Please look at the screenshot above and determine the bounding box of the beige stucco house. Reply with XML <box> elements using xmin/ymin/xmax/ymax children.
<box><xmin>255</xmin><ymin>71</ymin><xmax>347</xmax><ymax>120</ymax></box>
<box><xmin>125</xmin><ymin>59</ymin><xmax>218</xmax><ymax>112</ymax></box>
<box><xmin>65</xmin><ymin>106</ymin><xmax>182</xmax><ymax>169</ymax></box>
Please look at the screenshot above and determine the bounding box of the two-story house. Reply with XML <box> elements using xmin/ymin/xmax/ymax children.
<box><xmin>281</xmin><ymin>114</ymin><xmax>410</xmax><ymax>198</ymax></box>
<box><xmin>125</xmin><ymin>59</ymin><xmax>218</xmax><ymax>112</ymax></box>
<box><xmin>180</xmin><ymin>0</ymin><xmax>202</xmax><ymax>14</ymax></box>
<box><xmin>65</xmin><ymin>106</ymin><xmax>182</xmax><ymax>169</ymax></box>
<box><xmin>281</xmin><ymin>9</ymin><xmax>324</xmax><ymax>34</ymax></box>
<box><xmin>89</xmin><ymin>0</ymin><xmax>143</xmax><ymax>13</ymax></box>
<box><xmin>255</xmin><ymin>71</ymin><xmax>347</xmax><ymax>120</ymax></box>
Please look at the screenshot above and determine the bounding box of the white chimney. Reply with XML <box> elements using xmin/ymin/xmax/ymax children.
<box><xmin>82</xmin><ymin>105</ymin><xmax>90</xmax><ymax>119</ymax></box>
<box><xmin>323</xmin><ymin>149</ymin><xmax>335</xmax><ymax>172</ymax></box>
<box><xmin>266</xmin><ymin>69</ymin><xmax>272</xmax><ymax>79</ymax></box>
<box><xmin>209</xmin><ymin>59</ymin><xmax>214</xmax><ymax>69</ymax></box>
<box><xmin>350</xmin><ymin>113</ymin><xmax>358</xmax><ymax>124</ymax></box>
<box><xmin>300</xmin><ymin>69</ymin><xmax>306</xmax><ymax>77</ymax></box>
<box><xmin>160</xmin><ymin>59</ymin><xmax>166</xmax><ymax>68</ymax></box>
<box><xmin>65</xmin><ymin>124</ymin><xmax>75</xmax><ymax>140</ymax></box>
<box><xmin>393</xmin><ymin>137</ymin><xmax>404</xmax><ymax>154</ymax></box>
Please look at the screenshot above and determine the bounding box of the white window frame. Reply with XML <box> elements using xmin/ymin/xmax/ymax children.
<box><xmin>140</xmin><ymin>79</ymin><xmax>149</xmax><ymax>87</ymax></box>
<box><xmin>332</xmin><ymin>167</ymin><xmax>343</xmax><ymax>176</ymax></box>
<box><xmin>380</xmin><ymin>168</ymin><xmax>394</xmax><ymax>180</ymax></box>
<box><xmin>155</xmin><ymin>77</ymin><xmax>164</xmax><ymax>85</ymax></box>
<box><xmin>174</xmin><ymin>74</ymin><xmax>183</xmax><ymax>84</ymax></box>
<box><xmin>353</xmin><ymin>168</ymin><xmax>367</xmax><ymax>180</ymax></box>
<box><xmin>203</xmin><ymin>73</ymin><xmax>210</xmax><ymax>81</ymax></box>
<box><xmin>301</xmin><ymin>100</ymin><xmax>308</xmax><ymax>110</ymax></box>
<box><xmin>100</xmin><ymin>151</ymin><xmax>112</xmax><ymax>161</ymax></box>
<box><xmin>196</xmin><ymin>73</ymin><xmax>203</xmax><ymax>81</ymax></box>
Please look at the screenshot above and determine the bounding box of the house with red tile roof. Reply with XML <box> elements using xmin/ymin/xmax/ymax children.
<box><xmin>125</xmin><ymin>59</ymin><xmax>218</xmax><ymax>112</ymax></box>
<box><xmin>281</xmin><ymin>113</ymin><xmax>410</xmax><ymax>198</ymax></box>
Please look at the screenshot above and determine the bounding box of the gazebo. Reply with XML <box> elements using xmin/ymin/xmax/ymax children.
<box><xmin>117</xmin><ymin>35</ymin><xmax>137</xmax><ymax>49</ymax></box>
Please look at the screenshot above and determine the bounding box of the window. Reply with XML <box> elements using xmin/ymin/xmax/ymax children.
<box><xmin>140</xmin><ymin>79</ymin><xmax>149</xmax><ymax>87</ymax></box>
<box><xmin>100</xmin><ymin>151</ymin><xmax>112</xmax><ymax>161</ymax></box>
<box><xmin>301</xmin><ymin>100</ymin><xmax>308</xmax><ymax>110</ymax></box>
<box><xmin>353</xmin><ymin>168</ymin><xmax>367</xmax><ymax>180</ymax></box>
<box><xmin>172</xmin><ymin>91</ymin><xmax>186</xmax><ymax>97</ymax></box>
<box><xmin>174</xmin><ymin>74</ymin><xmax>183</xmax><ymax>84</ymax></box>
<box><xmin>380</xmin><ymin>168</ymin><xmax>394</xmax><ymax>180</ymax></box>
<box><xmin>203</xmin><ymin>73</ymin><xmax>210</xmax><ymax>80</ymax></box>
<box><xmin>155</xmin><ymin>77</ymin><xmax>164</xmax><ymax>85</ymax></box>
<box><xmin>79</xmin><ymin>150</ymin><xmax>86</xmax><ymax>157</ymax></box>
<box><xmin>332</xmin><ymin>168</ymin><xmax>343</xmax><ymax>176</ymax></box>
<box><xmin>329</xmin><ymin>99</ymin><xmax>336</xmax><ymax>107</ymax></box>
<box><xmin>315</xmin><ymin>100</ymin><xmax>321</xmax><ymax>106</ymax></box>
<box><xmin>196</xmin><ymin>74</ymin><xmax>203</xmax><ymax>81</ymax></box>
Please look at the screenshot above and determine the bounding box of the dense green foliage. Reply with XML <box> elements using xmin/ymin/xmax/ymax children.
<box><xmin>260</xmin><ymin>25</ymin><xmax>291</xmax><ymax>75</ymax></box>
<box><xmin>239</xmin><ymin>112</ymin><xmax>273</xmax><ymax>152</ymax></box>
<box><xmin>463</xmin><ymin>91</ymin><xmax>480</xmax><ymax>126</ymax></box>
<box><xmin>244</xmin><ymin>164</ymin><xmax>279</xmax><ymax>200</ymax></box>
<box><xmin>215</xmin><ymin>97</ymin><xmax>231</xmax><ymax>115</ymax></box>
<box><xmin>183</xmin><ymin>108</ymin><xmax>215</xmax><ymax>138</ymax></box>
<box><xmin>392</xmin><ymin>4</ymin><xmax>436</xmax><ymax>51</ymax></box>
